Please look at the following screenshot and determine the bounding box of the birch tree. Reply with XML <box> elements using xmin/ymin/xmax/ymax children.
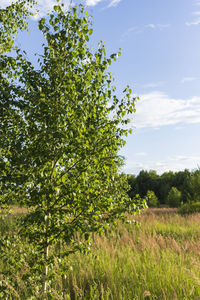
<box><xmin>1</xmin><ymin>2</ymin><xmax>146</xmax><ymax>297</ymax></box>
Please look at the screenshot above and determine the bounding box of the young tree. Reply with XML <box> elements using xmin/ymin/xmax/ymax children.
<box><xmin>167</xmin><ymin>187</ymin><xmax>181</xmax><ymax>208</ymax></box>
<box><xmin>1</xmin><ymin>2</ymin><xmax>146</xmax><ymax>296</ymax></box>
<box><xmin>146</xmin><ymin>190</ymin><xmax>159</xmax><ymax>207</ymax></box>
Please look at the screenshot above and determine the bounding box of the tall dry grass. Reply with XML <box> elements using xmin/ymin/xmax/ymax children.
<box><xmin>1</xmin><ymin>208</ymin><xmax>200</xmax><ymax>299</ymax></box>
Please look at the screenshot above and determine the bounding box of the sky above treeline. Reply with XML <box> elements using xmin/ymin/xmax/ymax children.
<box><xmin>2</xmin><ymin>0</ymin><xmax>200</xmax><ymax>175</ymax></box>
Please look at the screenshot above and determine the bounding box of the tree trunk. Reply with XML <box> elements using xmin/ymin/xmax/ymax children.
<box><xmin>43</xmin><ymin>160</ymin><xmax>55</xmax><ymax>298</ymax></box>
<box><xmin>43</xmin><ymin>244</ymin><xmax>49</xmax><ymax>298</ymax></box>
<box><xmin>43</xmin><ymin>214</ymin><xmax>50</xmax><ymax>299</ymax></box>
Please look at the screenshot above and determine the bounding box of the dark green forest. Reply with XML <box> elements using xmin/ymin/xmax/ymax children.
<box><xmin>127</xmin><ymin>168</ymin><xmax>200</xmax><ymax>208</ymax></box>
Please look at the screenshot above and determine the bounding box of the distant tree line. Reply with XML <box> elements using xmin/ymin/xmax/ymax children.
<box><xmin>127</xmin><ymin>169</ymin><xmax>200</xmax><ymax>207</ymax></box>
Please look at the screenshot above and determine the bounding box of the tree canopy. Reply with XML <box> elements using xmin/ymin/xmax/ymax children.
<box><xmin>0</xmin><ymin>1</ymin><xmax>146</xmax><ymax>296</ymax></box>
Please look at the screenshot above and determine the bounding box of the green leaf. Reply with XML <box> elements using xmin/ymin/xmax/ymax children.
<box><xmin>0</xmin><ymin>2</ymin><xmax>145</xmax><ymax>293</ymax></box>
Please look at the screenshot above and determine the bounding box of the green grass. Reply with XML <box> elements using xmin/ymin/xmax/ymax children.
<box><xmin>1</xmin><ymin>207</ymin><xmax>200</xmax><ymax>299</ymax></box>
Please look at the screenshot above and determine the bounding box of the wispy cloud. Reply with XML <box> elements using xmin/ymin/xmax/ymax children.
<box><xmin>186</xmin><ymin>19</ymin><xmax>200</xmax><ymax>26</ymax></box>
<box><xmin>135</xmin><ymin>152</ymin><xmax>148</xmax><ymax>157</ymax></box>
<box><xmin>145</xmin><ymin>24</ymin><xmax>156</xmax><ymax>29</ymax></box>
<box><xmin>123</xmin><ymin>155</ymin><xmax>200</xmax><ymax>175</ymax></box>
<box><xmin>170</xmin><ymin>155</ymin><xmax>200</xmax><ymax>162</ymax></box>
<box><xmin>181</xmin><ymin>77</ymin><xmax>199</xmax><ymax>83</ymax></box>
<box><xmin>136</xmin><ymin>81</ymin><xmax>165</xmax><ymax>89</ymax></box>
<box><xmin>123</xmin><ymin>159</ymin><xmax>184</xmax><ymax>175</ymax></box>
<box><xmin>132</xmin><ymin>91</ymin><xmax>200</xmax><ymax>129</ymax></box>
<box><xmin>122</xmin><ymin>26</ymin><xmax>141</xmax><ymax>36</ymax></box>
<box><xmin>121</xmin><ymin>23</ymin><xmax>170</xmax><ymax>40</ymax></box>
<box><xmin>87</xmin><ymin>0</ymin><xmax>121</xmax><ymax>8</ymax></box>
<box><xmin>107</xmin><ymin>0</ymin><xmax>121</xmax><ymax>8</ymax></box>
<box><xmin>145</xmin><ymin>23</ymin><xmax>170</xmax><ymax>30</ymax></box>
<box><xmin>186</xmin><ymin>1</ymin><xmax>200</xmax><ymax>26</ymax></box>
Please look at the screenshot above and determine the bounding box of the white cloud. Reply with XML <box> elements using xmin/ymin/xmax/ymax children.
<box><xmin>181</xmin><ymin>77</ymin><xmax>199</xmax><ymax>83</ymax></box>
<box><xmin>186</xmin><ymin>1</ymin><xmax>200</xmax><ymax>26</ymax></box>
<box><xmin>120</xmin><ymin>26</ymin><xmax>141</xmax><ymax>40</ymax></box>
<box><xmin>132</xmin><ymin>91</ymin><xmax>200</xmax><ymax>129</ymax></box>
<box><xmin>186</xmin><ymin>19</ymin><xmax>200</xmax><ymax>26</ymax></box>
<box><xmin>86</xmin><ymin>0</ymin><xmax>104</xmax><ymax>6</ymax></box>
<box><xmin>170</xmin><ymin>155</ymin><xmax>200</xmax><ymax>162</ymax></box>
<box><xmin>126</xmin><ymin>26</ymin><xmax>140</xmax><ymax>34</ymax></box>
<box><xmin>146</xmin><ymin>24</ymin><xmax>156</xmax><ymax>29</ymax></box>
<box><xmin>121</xmin><ymin>23</ymin><xmax>170</xmax><ymax>40</ymax></box>
<box><xmin>123</xmin><ymin>160</ymin><xmax>183</xmax><ymax>175</ymax></box>
<box><xmin>107</xmin><ymin>0</ymin><xmax>121</xmax><ymax>8</ymax></box>
<box><xmin>135</xmin><ymin>152</ymin><xmax>148</xmax><ymax>157</ymax></box>
<box><xmin>87</xmin><ymin>0</ymin><xmax>121</xmax><ymax>8</ymax></box>
<box><xmin>145</xmin><ymin>23</ymin><xmax>170</xmax><ymax>30</ymax></box>
<box><xmin>142</xmin><ymin>83</ymin><xmax>160</xmax><ymax>88</ymax></box>
<box><xmin>136</xmin><ymin>81</ymin><xmax>165</xmax><ymax>89</ymax></box>
<box><xmin>157</xmin><ymin>24</ymin><xmax>170</xmax><ymax>29</ymax></box>
<box><xmin>123</xmin><ymin>155</ymin><xmax>200</xmax><ymax>175</ymax></box>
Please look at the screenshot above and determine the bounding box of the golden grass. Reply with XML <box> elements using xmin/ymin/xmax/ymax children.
<box><xmin>1</xmin><ymin>207</ymin><xmax>200</xmax><ymax>299</ymax></box>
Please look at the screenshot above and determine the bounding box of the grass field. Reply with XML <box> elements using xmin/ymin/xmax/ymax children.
<box><xmin>1</xmin><ymin>207</ymin><xmax>200</xmax><ymax>299</ymax></box>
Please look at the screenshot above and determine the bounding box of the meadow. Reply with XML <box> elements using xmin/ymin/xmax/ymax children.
<box><xmin>1</xmin><ymin>207</ymin><xmax>200</xmax><ymax>299</ymax></box>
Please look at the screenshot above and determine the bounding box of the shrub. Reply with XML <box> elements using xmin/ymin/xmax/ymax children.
<box><xmin>167</xmin><ymin>187</ymin><xmax>181</xmax><ymax>207</ymax></box>
<box><xmin>179</xmin><ymin>201</ymin><xmax>200</xmax><ymax>214</ymax></box>
<box><xmin>146</xmin><ymin>190</ymin><xmax>159</xmax><ymax>207</ymax></box>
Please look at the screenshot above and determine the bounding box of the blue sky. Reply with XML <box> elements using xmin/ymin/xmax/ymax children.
<box><xmin>2</xmin><ymin>0</ymin><xmax>200</xmax><ymax>174</ymax></box>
